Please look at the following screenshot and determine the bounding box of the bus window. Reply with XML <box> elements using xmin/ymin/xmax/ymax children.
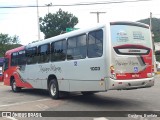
<box><xmin>18</xmin><ymin>50</ymin><xmax>26</xmax><ymax>65</ymax></box>
<box><xmin>51</xmin><ymin>39</ymin><xmax>66</xmax><ymax>61</ymax></box>
<box><xmin>67</xmin><ymin>34</ymin><xmax>87</xmax><ymax>60</ymax></box>
<box><xmin>11</xmin><ymin>52</ymin><xmax>18</xmax><ymax>66</ymax></box>
<box><xmin>26</xmin><ymin>47</ymin><xmax>38</xmax><ymax>64</ymax></box>
<box><xmin>38</xmin><ymin>44</ymin><xmax>50</xmax><ymax>63</ymax></box>
<box><xmin>88</xmin><ymin>29</ymin><xmax>103</xmax><ymax>58</ymax></box>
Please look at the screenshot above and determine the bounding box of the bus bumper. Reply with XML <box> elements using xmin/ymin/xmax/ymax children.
<box><xmin>106</xmin><ymin>77</ymin><xmax>155</xmax><ymax>90</ymax></box>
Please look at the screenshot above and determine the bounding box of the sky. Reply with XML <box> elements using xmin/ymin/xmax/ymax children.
<box><xmin>0</xmin><ymin>0</ymin><xmax>160</xmax><ymax>45</ymax></box>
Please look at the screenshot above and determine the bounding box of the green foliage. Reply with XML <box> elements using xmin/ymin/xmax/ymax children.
<box><xmin>0</xmin><ymin>33</ymin><xmax>21</xmax><ymax>57</ymax></box>
<box><xmin>137</xmin><ymin>18</ymin><xmax>160</xmax><ymax>42</ymax></box>
<box><xmin>156</xmin><ymin>55</ymin><xmax>160</xmax><ymax>62</ymax></box>
<box><xmin>0</xmin><ymin>33</ymin><xmax>20</xmax><ymax>44</ymax></box>
<box><xmin>155</xmin><ymin>51</ymin><xmax>160</xmax><ymax>62</ymax></box>
<box><xmin>39</xmin><ymin>8</ymin><xmax>78</xmax><ymax>39</ymax></box>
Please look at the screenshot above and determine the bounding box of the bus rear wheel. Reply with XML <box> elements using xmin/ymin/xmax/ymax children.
<box><xmin>49</xmin><ymin>79</ymin><xmax>59</xmax><ymax>99</ymax></box>
<box><xmin>11</xmin><ymin>79</ymin><xmax>21</xmax><ymax>92</ymax></box>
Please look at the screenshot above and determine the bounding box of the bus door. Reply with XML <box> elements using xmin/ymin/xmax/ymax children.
<box><xmin>25</xmin><ymin>47</ymin><xmax>42</xmax><ymax>89</ymax></box>
<box><xmin>3</xmin><ymin>58</ymin><xmax>9</xmax><ymax>84</ymax></box>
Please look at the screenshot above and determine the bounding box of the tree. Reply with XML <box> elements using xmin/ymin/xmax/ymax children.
<box><xmin>137</xmin><ymin>18</ymin><xmax>160</xmax><ymax>42</ymax></box>
<box><xmin>39</xmin><ymin>8</ymin><xmax>78</xmax><ymax>39</ymax></box>
<box><xmin>0</xmin><ymin>33</ymin><xmax>21</xmax><ymax>57</ymax></box>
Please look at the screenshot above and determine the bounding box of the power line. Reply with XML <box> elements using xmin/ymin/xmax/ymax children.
<box><xmin>0</xmin><ymin>0</ymin><xmax>152</xmax><ymax>9</ymax></box>
<box><xmin>153</xmin><ymin>14</ymin><xmax>160</xmax><ymax>16</ymax></box>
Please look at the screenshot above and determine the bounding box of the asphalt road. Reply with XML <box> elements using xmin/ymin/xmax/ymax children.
<box><xmin>0</xmin><ymin>75</ymin><xmax>160</xmax><ymax>120</ymax></box>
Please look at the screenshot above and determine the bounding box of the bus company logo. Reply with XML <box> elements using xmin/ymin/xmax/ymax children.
<box><xmin>39</xmin><ymin>64</ymin><xmax>62</xmax><ymax>73</ymax></box>
<box><xmin>116</xmin><ymin>30</ymin><xmax>128</xmax><ymax>42</ymax></box>
<box><xmin>128</xmin><ymin>49</ymin><xmax>141</xmax><ymax>53</ymax></box>
<box><xmin>117</xmin><ymin>30</ymin><xmax>127</xmax><ymax>36</ymax></box>
<box><xmin>133</xmin><ymin>31</ymin><xmax>144</xmax><ymax>40</ymax></box>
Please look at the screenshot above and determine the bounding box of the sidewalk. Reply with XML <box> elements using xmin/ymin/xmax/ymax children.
<box><xmin>0</xmin><ymin>82</ymin><xmax>4</xmax><ymax>86</ymax></box>
<box><xmin>156</xmin><ymin>72</ymin><xmax>160</xmax><ymax>74</ymax></box>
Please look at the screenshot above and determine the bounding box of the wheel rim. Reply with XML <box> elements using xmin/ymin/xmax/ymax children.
<box><xmin>50</xmin><ymin>83</ymin><xmax>56</xmax><ymax>96</ymax></box>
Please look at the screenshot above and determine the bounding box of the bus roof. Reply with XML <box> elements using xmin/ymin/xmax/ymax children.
<box><xmin>26</xmin><ymin>23</ymin><xmax>106</xmax><ymax>48</ymax></box>
<box><xmin>5</xmin><ymin>46</ymin><xmax>24</xmax><ymax>56</ymax></box>
<box><xmin>26</xmin><ymin>21</ymin><xmax>149</xmax><ymax>49</ymax></box>
<box><xmin>110</xmin><ymin>21</ymin><xmax>149</xmax><ymax>28</ymax></box>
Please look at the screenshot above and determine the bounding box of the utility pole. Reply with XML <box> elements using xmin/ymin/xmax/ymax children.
<box><xmin>90</xmin><ymin>11</ymin><xmax>106</xmax><ymax>23</ymax></box>
<box><xmin>150</xmin><ymin>12</ymin><xmax>152</xmax><ymax>31</ymax></box>
<box><xmin>45</xmin><ymin>3</ymin><xmax>52</xmax><ymax>14</ymax></box>
<box><xmin>150</xmin><ymin>12</ymin><xmax>155</xmax><ymax>39</ymax></box>
<box><xmin>150</xmin><ymin>12</ymin><xmax>155</xmax><ymax>51</ymax></box>
<box><xmin>36</xmin><ymin>0</ymin><xmax>40</xmax><ymax>40</ymax></box>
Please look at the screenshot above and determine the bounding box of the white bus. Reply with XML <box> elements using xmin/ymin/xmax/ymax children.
<box><xmin>3</xmin><ymin>21</ymin><xmax>155</xmax><ymax>99</ymax></box>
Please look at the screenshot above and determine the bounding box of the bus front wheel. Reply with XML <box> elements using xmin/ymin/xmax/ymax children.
<box><xmin>49</xmin><ymin>79</ymin><xmax>59</xmax><ymax>99</ymax></box>
<box><xmin>11</xmin><ymin>79</ymin><xmax>21</xmax><ymax>92</ymax></box>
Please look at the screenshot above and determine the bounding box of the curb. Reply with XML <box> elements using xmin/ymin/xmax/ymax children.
<box><xmin>155</xmin><ymin>72</ymin><xmax>160</xmax><ymax>74</ymax></box>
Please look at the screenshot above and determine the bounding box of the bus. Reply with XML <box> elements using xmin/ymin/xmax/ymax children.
<box><xmin>3</xmin><ymin>21</ymin><xmax>155</xmax><ymax>99</ymax></box>
<box><xmin>0</xmin><ymin>57</ymin><xmax>5</xmax><ymax>81</ymax></box>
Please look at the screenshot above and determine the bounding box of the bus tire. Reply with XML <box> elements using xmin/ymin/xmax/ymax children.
<box><xmin>11</xmin><ymin>79</ymin><xmax>21</xmax><ymax>92</ymax></box>
<box><xmin>49</xmin><ymin>79</ymin><xmax>59</xmax><ymax>99</ymax></box>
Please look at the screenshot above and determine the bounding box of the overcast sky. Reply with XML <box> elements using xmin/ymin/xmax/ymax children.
<box><xmin>0</xmin><ymin>0</ymin><xmax>160</xmax><ymax>45</ymax></box>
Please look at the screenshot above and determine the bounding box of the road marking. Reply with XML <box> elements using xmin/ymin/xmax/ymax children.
<box><xmin>0</xmin><ymin>98</ymin><xmax>50</xmax><ymax>108</ymax></box>
<box><xmin>4</xmin><ymin>117</ymin><xmax>18</xmax><ymax>120</ymax></box>
<box><xmin>36</xmin><ymin>103</ymin><xmax>49</xmax><ymax>110</ymax></box>
<box><xmin>93</xmin><ymin>117</ymin><xmax>109</xmax><ymax>120</ymax></box>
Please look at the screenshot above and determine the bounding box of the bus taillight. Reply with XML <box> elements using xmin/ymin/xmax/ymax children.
<box><xmin>152</xmin><ymin>65</ymin><xmax>154</xmax><ymax>72</ymax></box>
<box><xmin>152</xmin><ymin>65</ymin><xmax>155</xmax><ymax>76</ymax></box>
<box><xmin>110</xmin><ymin>66</ymin><xmax>116</xmax><ymax>79</ymax></box>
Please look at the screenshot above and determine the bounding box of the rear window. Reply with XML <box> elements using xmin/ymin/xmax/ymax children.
<box><xmin>110</xmin><ymin>23</ymin><xmax>152</xmax><ymax>55</ymax></box>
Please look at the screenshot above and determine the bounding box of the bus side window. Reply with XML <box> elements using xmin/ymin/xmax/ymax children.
<box><xmin>51</xmin><ymin>39</ymin><xmax>66</xmax><ymax>61</ymax></box>
<box><xmin>67</xmin><ymin>34</ymin><xmax>87</xmax><ymax>60</ymax></box>
<box><xmin>18</xmin><ymin>50</ymin><xmax>26</xmax><ymax>65</ymax></box>
<box><xmin>88</xmin><ymin>29</ymin><xmax>103</xmax><ymax>58</ymax></box>
<box><xmin>38</xmin><ymin>44</ymin><xmax>50</xmax><ymax>63</ymax></box>
<box><xmin>26</xmin><ymin>47</ymin><xmax>38</xmax><ymax>64</ymax></box>
<box><xmin>11</xmin><ymin>52</ymin><xmax>18</xmax><ymax>66</ymax></box>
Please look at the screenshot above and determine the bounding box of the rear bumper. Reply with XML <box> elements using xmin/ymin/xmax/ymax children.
<box><xmin>106</xmin><ymin>77</ymin><xmax>154</xmax><ymax>90</ymax></box>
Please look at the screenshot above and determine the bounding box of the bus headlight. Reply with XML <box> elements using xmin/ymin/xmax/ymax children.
<box><xmin>112</xmin><ymin>73</ymin><xmax>117</xmax><ymax>79</ymax></box>
<box><xmin>152</xmin><ymin>72</ymin><xmax>155</xmax><ymax>77</ymax></box>
<box><xmin>147</xmin><ymin>73</ymin><xmax>154</xmax><ymax>78</ymax></box>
